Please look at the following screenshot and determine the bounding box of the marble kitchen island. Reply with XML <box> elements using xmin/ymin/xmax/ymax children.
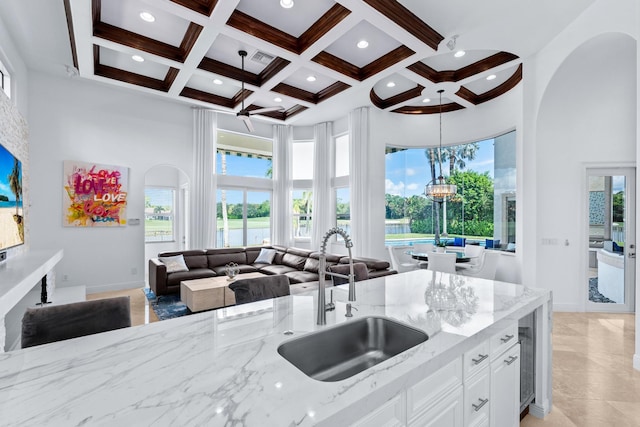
<box><xmin>0</xmin><ymin>270</ymin><xmax>552</xmax><ymax>426</ymax></box>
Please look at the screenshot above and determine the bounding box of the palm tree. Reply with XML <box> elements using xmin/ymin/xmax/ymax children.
<box><xmin>424</xmin><ymin>148</ymin><xmax>441</xmax><ymax>244</ymax></box>
<box><xmin>8</xmin><ymin>157</ymin><xmax>21</xmax><ymax>216</ymax></box>
<box><xmin>447</xmin><ymin>143</ymin><xmax>479</xmax><ymax>175</ymax></box>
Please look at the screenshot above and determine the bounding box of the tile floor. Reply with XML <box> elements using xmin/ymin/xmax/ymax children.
<box><xmin>88</xmin><ymin>289</ymin><xmax>640</xmax><ymax>426</ymax></box>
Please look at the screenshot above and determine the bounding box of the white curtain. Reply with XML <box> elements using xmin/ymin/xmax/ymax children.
<box><xmin>190</xmin><ymin>109</ymin><xmax>216</xmax><ymax>249</ymax></box>
<box><xmin>272</xmin><ymin>124</ymin><xmax>292</xmax><ymax>246</ymax></box>
<box><xmin>311</xmin><ymin>122</ymin><xmax>334</xmax><ymax>250</ymax></box>
<box><xmin>349</xmin><ymin>107</ymin><xmax>370</xmax><ymax>257</ymax></box>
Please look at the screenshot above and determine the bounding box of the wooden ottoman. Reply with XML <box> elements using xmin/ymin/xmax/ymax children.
<box><xmin>180</xmin><ymin>272</ymin><xmax>266</xmax><ymax>312</ymax></box>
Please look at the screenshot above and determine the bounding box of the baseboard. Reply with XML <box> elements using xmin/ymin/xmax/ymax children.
<box><xmin>552</xmin><ymin>303</ymin><xmax>582</xmax><ymax>312</ymax></box>
<box><xmin>528</xmin><ymin>401</ymin><xmax>549</xmax><ymax>418</ymax></box>
<box><xmin>86</xmin><ymin>280</ymin><xmax>146</xmax><ymax>295</ymax></box>
<box><xmin>634</xmin><ymin>354</ymin><xmax>640</xmax><ymax>371</ymax></box>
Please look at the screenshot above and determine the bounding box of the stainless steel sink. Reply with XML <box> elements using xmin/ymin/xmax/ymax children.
<box><xmin>277</xmin><ymin>316</ymin><xmax>428</xmax><ymax>382</ymax></box>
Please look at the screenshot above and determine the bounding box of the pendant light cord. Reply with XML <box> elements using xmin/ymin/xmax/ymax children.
<box><xmin>437</xmin><ymin>89</ymin><xmax>444</xmax><ymax>180</ymax></box>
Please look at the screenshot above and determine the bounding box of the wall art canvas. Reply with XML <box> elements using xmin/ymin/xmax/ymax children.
<box><xmin>63</xmin><ymin>160</ymin><xmax>128</xmax><ymax>227</ymax></box>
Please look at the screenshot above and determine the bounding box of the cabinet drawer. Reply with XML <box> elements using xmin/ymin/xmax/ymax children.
<box><xmin>350</xmin><ymin>394</ymin><xmax>404</xmax><ymax>427</ymax></box>
<box><xmin>463</xmin><ymin>340</ymin><xmax>491</xmax><ymax>379</ymax></box>
<box><xmin>464</xmin><ymin>368</ymin><xmax>490</xmax><ymax>427</ymax></box>
<box><xmin>409</xmin><ymin>385</ymin><xmax>463</xmax><ymax>427</ymax></box>
<box><xmin>490</xmin><ymin>322</ymin><xmax>518</xmax><ymax>359</ymax></box>
<box><xmin>407</xmin><ymin>357</ymin><xmax>462</xmax><ymax>421</ymax></box>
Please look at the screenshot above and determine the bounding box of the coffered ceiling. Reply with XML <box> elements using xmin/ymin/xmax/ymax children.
<box><xmin>1</xmin><ymin>0</ymin><xmax>595</xmax><ymax>127</ymax></box>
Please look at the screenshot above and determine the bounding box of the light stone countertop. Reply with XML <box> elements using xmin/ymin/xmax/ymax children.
<box><xmin>0</xmin><ymin>270</ymin><xmax>551</xmax><ymax>426</ymax></box>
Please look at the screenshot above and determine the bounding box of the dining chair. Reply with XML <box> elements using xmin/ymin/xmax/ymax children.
<box><xmin>461</xmin><ymin>251</ymin><xmax>501</xmax><ymax>280</ymax></box>
<box><xmin>459</xmin><ymin>244</ymin><xmax>485</xmax><ymax>270</ymax></box>
<box><xmin>229</xmin><ymin>274</ymin><xmax>290</xmax><ymax>305</ymax></box>
<box><xmin>21</xmin><ymin>296</ymin><xmax>131</xmax><ymax>348</ymax></box>
<box><xmin>328</xmin><ymin>262</ymin><xmax>369</xmax><ymax>286</ymax></box>
<box><xmin>426</xmin><ymin>252</ymin><xmax>457</xmax><ymax>274</ymax></box>
<box><xmin>388</xmin><ymin>245</ymin><xmax>421</xmax><ymax>273</ymax></box>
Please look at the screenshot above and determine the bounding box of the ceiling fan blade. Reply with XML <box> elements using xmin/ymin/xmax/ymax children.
<box><xmin>249</xmin><ymin>106</ymin><xmax>285</xmax><ymax>115</ymax></box>
<box><xmin>240</xmin><ymin>115</ymin><xmax>255</xmax><ymax>133</ymax></box>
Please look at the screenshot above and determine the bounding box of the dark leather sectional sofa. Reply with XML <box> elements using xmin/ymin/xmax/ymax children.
<box><xmin>149</xmin><ymin>245</ymin><xmax>397</xmax><ymax>296</ymax></box>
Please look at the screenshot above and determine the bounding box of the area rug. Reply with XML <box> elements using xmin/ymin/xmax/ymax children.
<box><xmin>143</xmin><ymin>288</ymin><xmax>191</xmax><ymax>320</ymax></box>
<box><xmin>588</xmin><ymin>277</ymin><xmax>615</xmax><ymax>303</ymax></box>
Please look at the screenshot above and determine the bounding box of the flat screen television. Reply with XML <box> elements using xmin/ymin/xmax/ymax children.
<box><xmin>0</xmin><ymin>141</ymin><xmax>23</xmax><ymax>252</ymax></box>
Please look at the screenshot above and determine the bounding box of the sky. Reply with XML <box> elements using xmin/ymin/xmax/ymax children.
<box><xmin>385</xmin><ymin>138</ymin><xmax>495</xmax><ymax>198</ymax></box>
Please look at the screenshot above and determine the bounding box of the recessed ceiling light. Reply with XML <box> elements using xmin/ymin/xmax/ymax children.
<box><xmin>422</xmin><ymin>98</ymin><xmax>430</xmax><ymax>103</ymax></box>
<box><xmin>306</xmin><ymin>75</ymin><xmax>316</xmax><ymax>82</ymax></box>
<box><xmin>454</xmin><ymin>50</ymin><xmax>466</xmax><ymax>58</ymax></box>
<box><xmin>213</xmin><ymin>79</ymin><xmax>223</xmax><ymax>85</ymax></box>
<box><xmin>486</xmin><ymin>74</ymin><xmax>497</xmax><ymax>80</ymax></box>
<box><xmin>357</xmin><ymin>40</ymin><xmax>369</xmax><ymax>49</ymax></box>
<box><xmin>139</xmin><ymin>12</ymin><xmax>155</xmax><ymax>22</ymax></box>
<box><xmin>280</xmin><ymin>0</ymin><xmax>294</xmax><ymax>8</ymax></box>
<box><xmin>132</xmin><ymin>55</ymin><xmax>144</xmax><ymax>62</ymax></box>
<box><xmin>386</xmin><ymin>81</ymin><xmax>396</xmax><ymax>88</ymax></box>
<box><xmin>274</xmin><ymin>97</ymin><xmax>282</xmax><ymax>102</ymax></box>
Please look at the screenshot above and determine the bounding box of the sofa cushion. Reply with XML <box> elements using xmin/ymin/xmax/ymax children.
<box><xmin>166</xmin><ymin>268</ymin><xmax>217</xmax><ymax>287</ymax></box>
<box><xmin>254</xmin><ymin>248</ymin><xmax>277</xmax><ymax>264</ymax></box>
<box><xmin>328</xmin><ymin>262</ymin><xmax>369</xmax><ymax>285</ymax></box>
<box><xmin>246</xmin><ymin>247</ymin><xmax>267</xmax><ymax>264</ymax></box>
<box><xmin>159</xmin><ymin>250</ymin><xmax>208</xmax><ymax>270</ymax></box>
<box><xmin>340</xmin><ymin>256</ymin><xmax>390</xmax><ymax>271</ymax></box>
<box><xmin>257</xmin><ymin>264</ymin><xmax>298</xmax><ymax>276</ymax></box>
<box><xmin>206</xmin><ymin>248</ymin><xmax>247</xmax><ymax>268</ymax></box>
<box><xmin>282</xmin><ymin>253</ymin><xmax>307</xmax><ymax>270</ymax></box>
<box><xmin>158</xmin><ymin>254</ymin><xmax>189</xmax><ymax>273</ymax></box>
<box><xmin>211</xmin><ymin>264</ymin><xmax>259</xmax><ymax>275</ymax></box>
<box><xmin>309</xmin><ymin>252</ymin><xmax>342</xmax><ymax>263</ymax></box>
<box><xmin>286</xmin><ymin>247</ymin><xmax>313</xmax><ymax>258</ymax></box>
<box><xmin>285</xmin><ymin>270</ymin><xmax>319</xmax><ymax>284</ymax></box>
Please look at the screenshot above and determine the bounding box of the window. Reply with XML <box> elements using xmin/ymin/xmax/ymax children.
<box><xmin>292</xmin><ymin>190</ymin><xmax>313</xmax><ymax>238</ymax></box>
<box><xmin>216</xmin><ymin>130</ymin><xmax>272</xmax><ymax>178</ymax></box>
<box><xmin>384</xmin><ymin>131</ymin><xmax>516</xmax><ymax>250</ymax></box>
<box><xmin>335</xmin><ymin>134</ymin><xmax>349</xmax><ymax>177</ymax></box>
<box><xmin>336</xmin><ymin>187</ymin><xmax>350</xmax><ymax>237</ymax></box>
<box><xmin>216</xmin><ymin>189</ymin><xmax>271</xmax><ymax>247</ymax></box>
<box><xmin>0</xmin><ymin>58</ymin><xmax>10</xmax><ymax>98</ymax></box>
<box><xmin>145</xmin><ymin>187</ymin><xmax>175</xmax><ymax>242</ymax></box>
<box><xmin>292</xmin><ymin>141</ymin><xmax>314</xmax><ymax>180</ymax></box>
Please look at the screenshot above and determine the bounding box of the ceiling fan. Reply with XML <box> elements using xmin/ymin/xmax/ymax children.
<box><xmin>235</xmin><ymin>49</ymin><xmax>284</xmax><ymax>132</ymax></box>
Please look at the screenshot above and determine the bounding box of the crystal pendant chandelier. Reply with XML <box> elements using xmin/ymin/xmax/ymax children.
<box><xmin>425</xmin><ymin>89</ymin><xmax>457</xmax><ymax>202</ymax></box>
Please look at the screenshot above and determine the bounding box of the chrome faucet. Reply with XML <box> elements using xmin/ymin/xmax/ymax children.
<box><xmin>317</xmin><ymin>227</ymin><xmax>355</xmax><ymax>325</ymax></box>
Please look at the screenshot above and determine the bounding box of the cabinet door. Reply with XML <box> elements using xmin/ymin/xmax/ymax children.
<box><xmin>409</xmin><ymin>385</ymin><xmax>463</xmax><ymax>427</ymax></box>
<box><xmin>351</xmin><ymin>394</ymin><xmax>404</xmax><ymax>427</ymax></box>
<box><xmin>464</xmin><ymin>368</ymin><xmax>490</xmax><ymax>427</ymax></box>
<box><xmin>490</xmin><ymin>344</ymin><xmax>520</xmax><ymax>427</ymax></box>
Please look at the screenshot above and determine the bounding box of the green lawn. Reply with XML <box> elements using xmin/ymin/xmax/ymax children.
<box><xmin>216</xmin><ymin>217</ymin><xmax>270</xmax><ymax>229</ymax></box>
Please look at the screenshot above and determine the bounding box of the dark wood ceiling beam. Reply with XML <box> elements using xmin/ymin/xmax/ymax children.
<box><xmin>179</xmin><ymin>22</ymin><xmax>204</xmax><ymax>57</ymax></box>
<box><xmin>317</xmin><ymin>81</ymin><xmax>351</xmax><ymax>103</ymax></box>
<box><xmin>392</xmin><ymin>102</ymin><xmax>465</xmax><ymax>115</ymax></box>
<box><xmin>227</xmin><ymin>10</ymin><xmax>298</xmax><ymax>54</ymax></box>
<box><xmin>312</xmin><ymin>51</ymin><xmax>360</xmax><ymax>81</ymax></box>
<box><xmin>298</xmin><ymin>4</ymin><xmax>351</xmax><ymax>52</ymax></box>
<box><xmin>370</xmin><ymin>84</ymin><xmax>424</xmax><ymax>109</ymax></box>
<box><xmin>198</xmin><ymin>57</ymin><xmax>260</xmax><ymax>86</ymax></box>
<box><xmin>455</xmin><ymin>52</ymin><xmax>519</xmax><ymax>81</ymax></box>
<box><xmin>258</xmin><ymin>57</ymin><xmax>290</xmax><ymax>85</ymax></box>
<box><xmin>456</xmin><ymin>64</ymin><xmax>523</xmax><ymax>105</ymax></box>
<box><xmin>284</xmin><ymin>105</ymin><xmax>308</xmax><ymax>119</ymax></box>
<box><xmin>180</xmin><ymin>87</ymin><xmax>235</xmax><ymax>108</ymax></box>
<box><xmin>272</xmin><ymin>83</ymin><xmax>316</xmax><ymax>104</ymax></box>
<box><xmin>170</xmin><ymin>0</ymin><xmax>218</xmax><ymax>16</ymax></box>
<box><xmin>63</xmin><ymin>0</ymin><xmax>79</xmax><ymax>69</ymax></box>
<box><xmin>362</xmin><ymin>0</ymin><xmax>443</xmax><ymax>50</ymax></box>
<box><xmin>361</xmin><ymin>45</ymin><xmax>414</xmax><ymax>80</ymax></box>
<box><xmin>247</xmin><ymin>105</ymin><xmax>286</xmax><ymax>121</ymax></box>
<box><xmin>408</xmin><ymin>52</ymin><xmax>519</xmax><ymax>83</ymax></box>
<box><xmin>233</xmin><ymin>88</ymin><xmax>253</xmax><ymax>108</ymax></box>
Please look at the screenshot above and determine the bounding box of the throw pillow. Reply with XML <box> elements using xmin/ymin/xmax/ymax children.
<box><xmin>158</xmin><ymin>254</ymin><xmax>189</xmax><ymax>273</ymax></box>
<box><xmin>254</xmin><ymin>248</ymin><xmax>276</xmax><ymax>264</ymax></box>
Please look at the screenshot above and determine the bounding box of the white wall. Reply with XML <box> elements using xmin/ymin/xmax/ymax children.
<box><xmin>521</xmin><ymin>0</ymin><xmax>638</xmax><ymax>311</ymax></box>
<box><xmin>28</xmin><ymin>71</ymin><xmax>193</xmax><ymax>293</ymax></box>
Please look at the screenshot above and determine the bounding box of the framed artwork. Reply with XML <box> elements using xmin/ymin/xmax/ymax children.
<box><xmin>63</xmin><ymin>160</ymin><xmax>128</xmax><ymax>227</ymax></box>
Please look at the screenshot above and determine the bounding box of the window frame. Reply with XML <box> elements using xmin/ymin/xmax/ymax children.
<box><xmin>144</xmin><ymin>186</ymin><xmax>176</xmax><ymax>243</ymax></box>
